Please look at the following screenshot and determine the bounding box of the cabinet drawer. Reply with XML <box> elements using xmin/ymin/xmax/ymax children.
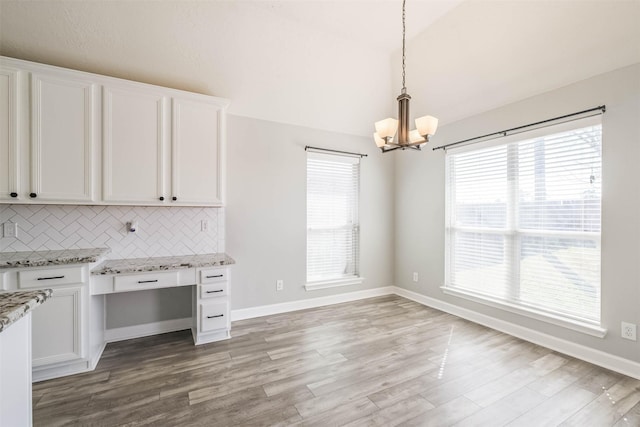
<box><xmin>199</xmin><ymin>269</ymin><xmax>227</xmax><ymax>284</ymax></box>
<box><xmin>200</xmin><ymin>302</ymin><xmax>228</xmax><ymax>332</ymax></box>
<box><xmin>200</xmin><ymin>282</ymin><xmax>228</xmax><ymax>299</ymax></box>
<box><xmin>19</xmin><ymin>266</ymin><xmax>84</xmax><ymax>289</ymax></box>
<box><xmin>113</xmin><ymin>271</ymin><xmax>178</xmax><ymax>292</ymax></box>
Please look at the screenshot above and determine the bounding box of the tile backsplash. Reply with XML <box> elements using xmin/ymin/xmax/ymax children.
<box><xmin>0</xmin><ymin>204</ymin><xmax>223</xmax><ymax>259</ymax></box>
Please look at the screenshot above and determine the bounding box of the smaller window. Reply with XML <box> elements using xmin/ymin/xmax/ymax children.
<box><xmin>306</xmin><ymin>152</ymin><xmax>361</xmax><ymax>289</ymax></box>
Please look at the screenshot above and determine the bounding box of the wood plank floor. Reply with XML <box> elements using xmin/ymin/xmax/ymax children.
<box><xmin>33</xmin><ymin>295</ymin><xmax>640</xmax><ymax>426</ymax></box>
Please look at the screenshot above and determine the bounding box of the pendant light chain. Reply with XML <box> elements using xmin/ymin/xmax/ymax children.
<box><xmin>401</xmin><ymin>0</ymin><xmax>406</xmax><ymax>92</ymax></box>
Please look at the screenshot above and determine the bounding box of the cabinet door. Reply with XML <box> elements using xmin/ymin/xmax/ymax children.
<box><xmin>30</xmin><ymin>73</ymin><xmax>97</xmax><ymax>202</ymax></box>
<box><xmin>0</xmin><ymin>66</ymin><xmax>19</xmax><ymax>202</ymax></box>
<box><xmin>103</xmin><ymin>86</ymin><xmax>168</xmax><ymax>203</ymax></box>
<box><xmin>31</xmin><ymin>286</ymin><xmax>84</xmax><ymax>367</ymax></box>
<box><xmin>171</xmin><ymin>98</ymin><xmax>224</xmax><ymax>205</ymax></box>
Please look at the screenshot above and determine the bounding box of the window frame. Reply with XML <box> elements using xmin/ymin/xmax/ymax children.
<box><xmin>443</xmin><ymin>116</ymin><xmax>606</xmax><ymax>337</ymax></box>
<box><xmin>305</xmin><ymin>151</ymin><xmax>363</xmax><ymax>291</ymax></box>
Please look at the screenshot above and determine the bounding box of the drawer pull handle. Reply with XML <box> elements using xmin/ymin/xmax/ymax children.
<box><xmin>206</xmin><ymin>274</ymin><xmax>224</xmax><ymax>279</ymax></box>
<box><xmin>138</xmin><ymin>279</ymin><xmax>159</xmax><ymax>284</ymax></box>
<box><xmin>206</xmin><ymin>289</ymin><xmax>224</xmax><ymax>293</ymax></box>
<box><xmin>207</xmin><ymin>314</ymin><xmax>224</xmax><ymax>319</ymax></box>
<box><xmin>37</xmin><ymin>275</ymin><xmax>65</xmax><ymax>281</ymax></box>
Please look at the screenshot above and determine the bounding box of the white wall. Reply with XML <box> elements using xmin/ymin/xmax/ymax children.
<box><xmin>395</xmin><ymin>64</ymin><xmax>640</xmax><ymax>363</ymax></box>
<box><xmin>391</xmin><ymin>0</ymin><xmax>640</xmax><ymax>127</ymax></box>
<box><xmin>0</xmin><ymin>0</ymin><xmax>391</xmax><ymax>137</ymax></box>
<box><xmin>226</xmin><ymin>115</ymin><xmax>395</xmax><ymax>309</ymax></box>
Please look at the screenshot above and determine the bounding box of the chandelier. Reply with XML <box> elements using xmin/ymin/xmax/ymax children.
<box><xmin>374</xmin><ymin>0</ymin><xmax>438</xmax><ymax>153</ymax></box>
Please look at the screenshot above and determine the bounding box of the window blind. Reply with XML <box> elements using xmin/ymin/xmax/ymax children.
<box><xmin>445</xmin><ymin>118</ymin><xmax>602</xmax><ymax>324</ymax></box>
<box><xmin>307</xmin><ymin>152</ymin><xmax>360</xmax><ymax>284</ymax></box>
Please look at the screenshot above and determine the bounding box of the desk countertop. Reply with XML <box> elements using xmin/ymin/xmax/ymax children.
<box><xmin>91</xmin><ymin>253</ymin><xmax>236</xmax><ymax>275</ymax></box>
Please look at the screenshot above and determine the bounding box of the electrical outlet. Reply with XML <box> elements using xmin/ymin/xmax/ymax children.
<box><xmin>413</xmin><ymin>272</ymin><xmax>419</xmax><ymax>282</ymax></box>
<box><xmin>621</xmin><ymin>322</ymin><xmax>637</xmax><ymax>341</ymax></box>
<box><xmin>3</xmin><ymin>222</ymin><xmax>18</xmax><ymax>238</ymax></box>
<box><xmin>276</xmin><ymin>280</ymin><xmax>284</xmax><ymax>291</ymax></box>
<box><xmin>201</xmin><ymin>219</ymin><xmax>209</xmax><ymax>232</ymax></box>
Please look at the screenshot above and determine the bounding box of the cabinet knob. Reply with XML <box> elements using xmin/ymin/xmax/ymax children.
<box><xmin>172</xmin><ymin>196</ymin><xmax>177</xmax><ymax>201</ymax></box>
<box><xmin>10</xmin><ymin>192</ymin><xmax>17</xmax><ymax>198</ymax></box>
<box><xmin>30</xmin><ymin>192</ymin><xmax>37</xmax><ymax>198</ymax></box>
<box><xmin>159</xmin><ymin>196</ymin><xmax>165</xmax><ymax>201</ymax></box>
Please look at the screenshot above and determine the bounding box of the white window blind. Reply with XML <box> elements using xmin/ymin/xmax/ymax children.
<box><xmin>445</xmin><ymin>118</ymin><xmax>602</xmax><ymax>326</ymax></box>
<box><xmin>307</xmin><ymin>152</ymin><xmax>360</xmax><ymax>284</ymax></box>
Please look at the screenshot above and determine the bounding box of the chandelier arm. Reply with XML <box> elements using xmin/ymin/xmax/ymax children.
<box><xmin>380</xmin><ymin>145</ymin><xmax>404</xmax><ymax>153</ymax></box>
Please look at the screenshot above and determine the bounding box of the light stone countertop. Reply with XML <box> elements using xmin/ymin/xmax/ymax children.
<box><xmin>91</xmin><ymin>253</ymin><xmax>236</xmax><ymax>275</ymax></box>
<box><xmin>0</xmin><ymin>248</ymin><xmax>111</xmax><ymax>270</ymax></box>
<box><xmin>0</xmin><ymin>289</ymin><xmax>52</xmax><ymax>333</ymax></box>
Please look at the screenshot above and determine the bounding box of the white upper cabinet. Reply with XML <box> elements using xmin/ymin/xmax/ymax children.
<box><xmin>0</xmin><ymin>56</ymin><xmax>229</xmax><ymax>207</ymax></box>
<box><xmin>103</xmin><ymin>86</ymin><xmax>168</xmax><ymax>203</ymax></box>
<box><xmin>172</xmin><ymin>97</ymin><xmax>225</xmax><ymax>205</ymax></box>
<box><xmin>30</xmin><ymin>73</ymin><xmax>98</xmax><ymax>202</ymax></box>
<box><xmin>0</xmin><ymin>65</ymin><xmax>20</xmax><ymax>202</ymax></box>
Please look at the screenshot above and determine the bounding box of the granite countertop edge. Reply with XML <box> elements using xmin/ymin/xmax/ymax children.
<box><xmin>0</xmin><ymin>248</ymin><xmax>111</xmax><ymax>270</ymax></box>
<box><xmin>91</xmin><ymin>253</ymin><xmax>236</xmax><ymax>275</ymax></box>
<box><xmin>0</xmin><ymin>289</ymin><xmax>52</xmax><ymax>333</ymax></box>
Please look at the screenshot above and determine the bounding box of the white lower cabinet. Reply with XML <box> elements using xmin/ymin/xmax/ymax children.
<box><xmin>3</xmin><ymin>264</ymin><xmax>105</xmax><ymax>382</ymax></box>
<box><xmin>31</xmin><ymin>285</ymin><xmax>84</xmax><ymax>367</ymax></box>
<box><xmin>192</xmin><ymin>267</ymin><xmax>230</xmax><ymax>345</ymax></box>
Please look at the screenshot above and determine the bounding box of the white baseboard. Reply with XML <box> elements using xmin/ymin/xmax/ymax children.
<box><xmin>104</xmin><ymin>317</ymin><xmax>192</xmax><ymax>343</ymax></box>
<box><xmin>89</xmin><ymin>342</ymin><xmax>107</xmax><ymax>370</ymax></box>
<box><xmin>231</xmin><ymin>286</ymin><xmax>395</xmax><ymax>321</ymax></box>
<box><xmin>100</xmin><ymin>286</ymin><xmax>639</xmax><ymax>381</ymax></box>
<box><xmin>32</xmin><ymin>359</ymin><xmax>92</xmax><ymax>382</ymax></box>
<box><xmin>393</xmin><ymin>286</ymin><xmax>640</xmax><ymax>380</ymax></box>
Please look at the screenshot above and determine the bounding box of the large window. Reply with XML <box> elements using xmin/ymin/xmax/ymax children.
<box><xmin>306</xmin><ymin>152</ymin><xmax>361</xmax><ymax>289</ymax></box>
<box><xmin>444</xmin><ymin>118</ymin><xmax>602</xmax><ymax>333</ymax></box>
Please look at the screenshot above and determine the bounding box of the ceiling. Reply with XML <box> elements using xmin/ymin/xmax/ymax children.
<box><xmin>0</xmin><ymin>0</ymin><xmax>639</xmax><ymax>138</ymax></box>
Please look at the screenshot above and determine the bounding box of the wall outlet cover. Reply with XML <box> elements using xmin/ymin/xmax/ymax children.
<box><xmin>276</xmin><ymin>280</ymin><xmax>284</xmax><ymax>291</ymax></box>
<box><xmin>3</xmin><ymin>222</ymin><xmax>18</xmax><ymax>238</ymax></box>
<box><xmin>412</xmin><ymin>272</ymin><xmax>419</xmax><ymax>282</ymax></box>
<box><xmin>621</xmin><ymin>322</ymin><xmax>637</xmax><ymax>341</ymax></box>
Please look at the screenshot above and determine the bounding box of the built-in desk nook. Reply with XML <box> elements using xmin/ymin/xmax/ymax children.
<box><xmin>0</xmin><ymin>249</ymin><xmax>234</xmax><ymax>382</ymax></box>
<box><xmin>91</xmin><ymin>253</ymin><xmax>235</xmax><ymax>346</ymax></box>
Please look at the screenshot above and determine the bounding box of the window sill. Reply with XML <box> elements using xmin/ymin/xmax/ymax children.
<box><xmin>441</xmin><ymin>286</ymin><xmax>607</xmax><ymax>338</ymax></box>
<box><xmin>305</xmin><ymin>277</ymin><xmax>364</xmax><ymax>291</ymax></box>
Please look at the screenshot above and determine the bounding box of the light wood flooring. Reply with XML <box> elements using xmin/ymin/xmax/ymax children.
<box><xmin>33</xmin><ymin>295</ymin><xmax>640</xmax><ymax>426</ymax></box>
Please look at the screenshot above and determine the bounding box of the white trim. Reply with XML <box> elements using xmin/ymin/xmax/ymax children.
<box><xmin>89</xmin><ymin>341</ymin><xmax>107</xmax><ymax>371</ymax></box>
<box><xmin>104</xmin><ymin>317</ymin><xmax>192</xmax><ymax>343</ymax></box>
<box><xmin>231</xmin><ymin>286</ymin><xmax>394</xmax><ymax>321</ymax></box>
<box><xmin>441</xmin><ymin>286</ymin><xmax>606</xmax><ymax>338</ymax></box>
<box><xmin>305</xmin><ymin>277</ymin><xmax>365</xmax><ymax>291</ymax></box>
<box><xmin>393</xmin><ymin>287</ymin><xmax>640</xmax><ymax>380</ymax></box>
<box><xmin>32</xmin><ymin>359</ymin><xmax>93</xmax><ymax>382</ymax></box>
